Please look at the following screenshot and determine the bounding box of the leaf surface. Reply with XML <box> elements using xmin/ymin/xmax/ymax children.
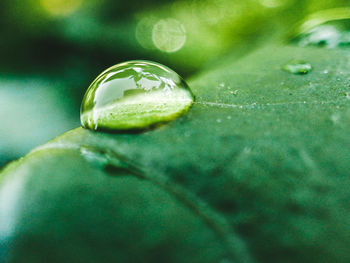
<box><xmin>1</xmin><ymin>44</ymin><xmax>350</xmax><ymax>263</ymax></box>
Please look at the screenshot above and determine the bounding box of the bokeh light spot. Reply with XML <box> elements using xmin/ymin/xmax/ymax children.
<box><xmin>135</xmin><ymin>16</ymin><xmax>158</xmax><ymax>50</ymax></box>
<box><xmin>39</xmin><ymin>0</ymin><xmax>83</xmax><ymax>17</ymax></box>
<box><xmin>152</xmin><ymin>18</ymin><xmax>186</xmax><ymax>53</ymax></box>
<box><xmin>259</xmin><ymin>0</ymin><xmax>287</xmax><ymax>8</ymax></box>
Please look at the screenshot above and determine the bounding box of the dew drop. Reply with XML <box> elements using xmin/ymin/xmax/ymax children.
<box><xmin>282</xmin><ymin>60</ymin><xmax>312</xmax><ymax>75</ymax></box>
<box><xmin>80</xmin><ymin>60</ymin><xmax>194</xmax><ymax>131</ymax></box>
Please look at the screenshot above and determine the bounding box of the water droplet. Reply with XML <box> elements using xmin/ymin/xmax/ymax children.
<box><xmin>226</xmin><ymin>116</ymin><xmax>232</xmax><ymax>120</ymax></box>
<box><xmin>80</xmin><ymin>60</ymin><xmax>194</xmax><ymax>131</ymax></box>
<box><xmin>323</xmin><ymin>69</ymin><xmax>329</xmax><ymax>74</ymax></box>
<box><xmin>216</xmin><ymin>118</ymin><xmax>222</xmax><ymax>123</ymax></box>
<box><xmin>282</xmin><ymin>60</ymin><xmax>312</xmax><ymax>75</ymax></box>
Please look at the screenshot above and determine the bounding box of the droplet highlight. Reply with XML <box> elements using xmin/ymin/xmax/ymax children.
<box><xmin>282</xmin><ymin>60</ymin><xmax>312</xmax><ymax>75</ymax></box>
<box><xmin>80</xmin><ymin>60</ymin><xmax>194</xmax><ymax>131</ymax></box>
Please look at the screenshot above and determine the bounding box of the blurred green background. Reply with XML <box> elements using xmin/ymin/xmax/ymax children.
<box><xmin>0</xmin><ymin>0</ymin><xmax>349</xmax><ymax>167</ymax></box>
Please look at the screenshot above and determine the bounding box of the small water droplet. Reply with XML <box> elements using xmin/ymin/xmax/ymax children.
<box><xmin>218</xmin><ymin>82</ymin><xmax>225</xmax><ymax>88</ymax></box>
<box><xmin>81</xmin><ymin>60</ymin><xmax>194</xmax><ymax>131</ymax></box>
<box><xmin>323</xmin><ymin>69</ymin><xmax>329</xmax><ymax>74</ymax></box>
<box><xmin>216</xmin><ymin>118</ymin><xmax>222</xmax><ymax>123</ymax></box>
<box><xmin>227</xmin><ymin>115</ymin><xmax>232</xmax><ymax>120</ymax></box>
<box><xmin>282</xmin><ymin>60</ymin><xmax>312</xmax><ymax>75</ymax></box>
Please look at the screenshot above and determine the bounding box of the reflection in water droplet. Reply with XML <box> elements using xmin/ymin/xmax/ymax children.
<box><xmin>282</xmin><ymin>60</ymin><xmax>312</xmax><ymax>75</ymax></box>
<box><xmin>81</xmin><ymin>60</ymin><xmax>194</xmax><ymax>131</ymax></box>
<box><xmin>152</xmin><ymin>18</ymin><xmax>186</xmax><ymax>53</ymax></box>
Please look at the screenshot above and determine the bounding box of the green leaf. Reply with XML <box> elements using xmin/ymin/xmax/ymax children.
<box><xmin>2</xmin><ymin>44</ymin><xmax>350</xmax><ymax>263</ymax></box>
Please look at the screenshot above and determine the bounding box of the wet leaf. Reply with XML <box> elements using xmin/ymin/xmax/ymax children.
<box><xmin>2</xmin><ymin>44</ymin><xmax>350</xmax><ymax>263</ymax></box>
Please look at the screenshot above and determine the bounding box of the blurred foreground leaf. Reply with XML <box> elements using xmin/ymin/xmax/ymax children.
<box><xmin>1</xmin><ymin>43</ymin><xmax>350</xmax><ymax>263</ymax></box>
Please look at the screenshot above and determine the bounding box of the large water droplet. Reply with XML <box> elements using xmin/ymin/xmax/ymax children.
<box><xmin>282</xmin><ymin>60</ymin><xmax>312</xmax><ymax>75</ymax></box>
<box><xmin>80</xmin><ymin>60</ymin><xmax>194</xmax><ymax>131</ymax></box>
